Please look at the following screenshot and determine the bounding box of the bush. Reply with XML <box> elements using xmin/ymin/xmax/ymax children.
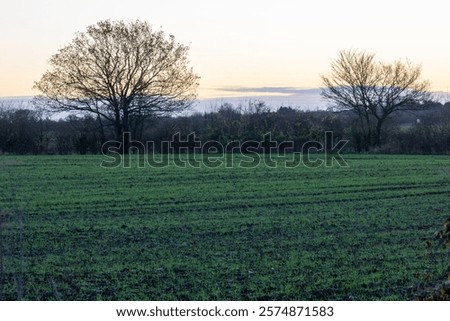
<box><xmin>413</xmin><ymin>217</ymin><xmax>450</xmax><ymax>300</ymax></box>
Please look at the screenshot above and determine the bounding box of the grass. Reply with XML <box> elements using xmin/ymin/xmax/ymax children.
<box><xmin>0</xmin><ymin>154</ymin><xmax>449</xmax><ymax>300</ymax></box>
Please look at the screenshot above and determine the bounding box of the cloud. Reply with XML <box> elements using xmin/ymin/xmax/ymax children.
<box><xmin>216</xmin><ymin>86</ymin><xmax>322</xmax><ymax>95</ymax></box>
<box><xmin>195</xmin><ymin>87</ymin><xmax>329</xmax><ymax>113</ymax></box>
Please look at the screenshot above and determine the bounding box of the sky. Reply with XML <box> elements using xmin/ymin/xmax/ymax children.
<box><xmin>1</xmin><ymin>0</ymin><xmax>449</xmax><ymax>108</ymax></box>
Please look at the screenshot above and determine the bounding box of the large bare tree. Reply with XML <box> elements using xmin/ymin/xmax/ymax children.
<box><xmin>34</xmin><ymin>20</ymin><xmax>199</xmax><ymax>153</ymax></box>
<box><xmin>321</xmin><ymin>50</ymin><xmax>430</xmax><ymax>149</ymax></box>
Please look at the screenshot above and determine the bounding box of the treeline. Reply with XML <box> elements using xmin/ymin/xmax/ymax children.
<box><xmin>0</xmin><ymin>100</ymin><xmax>449</xmax><ymax>155</ymax></box>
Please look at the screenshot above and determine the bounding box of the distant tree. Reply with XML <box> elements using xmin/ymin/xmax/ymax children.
<box><xmin>321</xmin><ymin>50</ymin><xmax>430</xmax><ymax>149</ymax></box>
<box><xmin>0</xmin><ymin>108</ymin><xmax>40</xmax><ymax>154</ymax></box>
<box><xmin>34</xmin><ymin>19</ymin><xmax>199</xmax><ymax>153</ymax></box>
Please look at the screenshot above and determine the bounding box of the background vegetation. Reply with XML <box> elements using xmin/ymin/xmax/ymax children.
<box><xmin>0</xmin><ymin>99</ymin><xmax>449</xmax><ymax>155</ymax></box>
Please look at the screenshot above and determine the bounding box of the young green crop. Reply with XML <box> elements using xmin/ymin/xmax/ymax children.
<box><xmin>0</xmin><ymin>154</ymin><xmax>449</xmax><ymax>300</ymax></box>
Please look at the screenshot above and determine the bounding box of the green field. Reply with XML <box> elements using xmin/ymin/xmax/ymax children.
<box><xmin>0</xmin><ymin>154</ymin><xmax>449</xmax><ymax>300</ymax></box>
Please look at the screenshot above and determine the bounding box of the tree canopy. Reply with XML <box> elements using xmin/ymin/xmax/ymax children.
<box><xmin>34</xmin><ymin>19</ymin><xmax>199</xmax><ymax>153</ymax></box>
<box><xmin>321</xmin><ymin>50</ymin><xmax>430</xmax><ymax>149</ymax></box>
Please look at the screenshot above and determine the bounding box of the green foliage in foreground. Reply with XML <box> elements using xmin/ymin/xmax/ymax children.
<box><xmin>0</xmin><ymin>154</ymin><xmax>449</xmax><ymax>300</ymax></box>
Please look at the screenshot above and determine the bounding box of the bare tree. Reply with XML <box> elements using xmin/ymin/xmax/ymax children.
<box><xmin>34</xmin><ymin>20</ymin><xmax>199</xmax><ymax>153</ymax></box>
<box><xmin>321</xmin><ymin>50</ymin><xmax>430</xmax><ymax>149</ymax></box>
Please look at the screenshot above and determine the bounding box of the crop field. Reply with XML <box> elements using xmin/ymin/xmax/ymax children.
<box><xmin>0</xmin><ymin>154</ymin><xmax>449</xmax><ymax>300</ymax></box>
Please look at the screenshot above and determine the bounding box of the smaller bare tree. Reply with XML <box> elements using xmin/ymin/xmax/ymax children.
<box><xmin>321</xmin><ymin>50</ymin><xmax>431</xmax><ymax>149</ymax></box>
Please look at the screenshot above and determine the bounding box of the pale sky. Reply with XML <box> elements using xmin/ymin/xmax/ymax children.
<box><xmin>1</xmin><ymin>0</ymin><xmax>449</xmax><ymax>101</ymax></box>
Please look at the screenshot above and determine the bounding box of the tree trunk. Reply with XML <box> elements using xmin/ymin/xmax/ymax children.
<box><xmin>114</xmin><ymin>106</ymin><xmax>124</xmax><ymax>154</ymax></box>
<box><xmin>114</xmin><ymin>124</ymin><xmax>123</xmax><ymax>154</ymax></box>
<box><xmin>122</xmin><ymin>108</ymin><xmax>130</xmax><ymax>155</ymax></box>
<box><xmin>375</xmin><ymin>119</ymin><xmax>383</xmax><ymax>147</ymax></box>
<box><xmin>365</xmin><ymin>114</ymin><xmax>373</xmax><ymax>150</ymax></box>
<box><xmin>357</xmin><ymin>113</ymin><xmax>369</xmax><ymax>152</ymax></box>
<box><xmin>97</xmin><ymin>114</ymin><xmax>106</xmax><ymax>145</ymax></box>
